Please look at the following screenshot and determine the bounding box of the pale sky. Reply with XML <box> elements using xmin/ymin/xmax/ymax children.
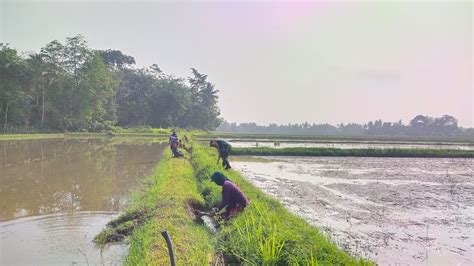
<box><xmin>2</xmin><ymin>0</ymin><xmax>473</xmax><ymax>127</ymax></box>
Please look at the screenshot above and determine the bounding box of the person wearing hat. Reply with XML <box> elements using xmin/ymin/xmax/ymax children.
<box><xmin>210</xmin><ymin>172</ymin><xmax>249</xmax><ymax>219</ymax></box>
<box><xmin>209</xmin><ymin>139</ymin><xmax>232</xmax><ymax>169</ymax></box>
<box><xmin>169</xmin><ymin>128</ymin><xmax>183</xmax><ymax>157</ymax></box>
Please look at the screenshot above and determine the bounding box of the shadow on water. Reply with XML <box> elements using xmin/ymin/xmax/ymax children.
<box><xmin>0</xmin><ymin>138</ymin><xmax>167</xmax><ymax>264</ymax></box>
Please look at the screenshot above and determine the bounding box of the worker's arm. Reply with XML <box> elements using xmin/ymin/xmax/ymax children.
<box><xmin>213</xmin><ymin>147</ymin><xmax>222</xmax><ymax>163</ymax></box>
<box><xmin>216</xmin><ymin>183</ymin><xmax>230</xmax><ymax>211</ymax></box>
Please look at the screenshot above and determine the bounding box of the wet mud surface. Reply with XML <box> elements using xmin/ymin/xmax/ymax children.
<box><xmin>233</xmin><ymin>156</ymin><xmax>474</xmax><ymax>265</ymax></box>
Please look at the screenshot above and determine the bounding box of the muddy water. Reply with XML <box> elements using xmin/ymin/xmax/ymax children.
<box><xmin>232</xmin><ymin>156</ymin><xmax>474</xmax><ymax>265</ymax></box>
<box><xmin>0</xmin><ymin>138</ymin><xmax>166</xmax><ymax>265</ymax></box>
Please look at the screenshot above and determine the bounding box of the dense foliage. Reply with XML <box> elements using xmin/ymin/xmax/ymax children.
<box><xmin>218</xmin><ymin>115</ymin><xmax>473</xmax><ymax>138</ymax></box>
<box><xmin>0</xmin><ymin>35</ymin><xmax>221</xmax><ymax>133</ymax></box>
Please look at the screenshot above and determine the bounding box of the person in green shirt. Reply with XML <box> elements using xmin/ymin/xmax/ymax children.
<box><xmin>209</xmin><ymin>139</ymin><xmax>232</xmax><ymax>169</ymax></box>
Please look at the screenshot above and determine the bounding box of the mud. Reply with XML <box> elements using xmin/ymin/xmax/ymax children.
<box><xmin>185</xmin><ymin>200</ymin><xmax>202</xmax><ymax>221</ymax></box>
<box><xmin>186</xmin><ymin>200</ymin><xmax>219</xmax><ymax>234</ymax></box>
<box><xmin>232</xmin><ymin>156</ymin><xmax>474</xmax><ymax>265</ymax></box>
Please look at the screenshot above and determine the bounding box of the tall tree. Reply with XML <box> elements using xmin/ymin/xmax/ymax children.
<box><xmin>116</xmin><ymin>68</ymin><xmax>155</xmax><ymax>126</ymax></box>
<box><xmin>99</xmin><ymin>49</ymin><xmax>135</xmax><ymax>70</ymax></box>
<box><xmin>79</xmin><ymin>52</ymin><xmax>117</xmax><ymax>130</ymax></box>
<box><xmin>0</xmin><ymin>44</ymin><xmax>30</xmax><ymax>132</ymax></box>
<box><xmin>184</xmin><ymin>68</ymin><xmax>221</xmax><ymax>130</ymax></box>
<box><xmin>1</xmin><ymin>36</ymin><xmax>226</xmax><ymax>132</ymax></box>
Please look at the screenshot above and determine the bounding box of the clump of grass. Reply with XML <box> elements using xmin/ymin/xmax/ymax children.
<box><xmin>0</xmin><ymin>133</ymin><xmax>65</xmax><ymax>141</ymax></box>
<box><xmin>95</xmin><ymin>152</ymin><xmax>215</xmax><ymax>265</ymax></box>
<box><xmin>94</xmin><ymin>228</ymin><xmax>120</xmax><ymax>244</ymax></box>
<box><xmin>231</xmin><ymin>147</ymin><xmax>474</xmax><ymax>158</ymax></box>
<box><xmin>94</xmin><ymin>208</ymin><xmax>150</xmax><ymax>246</ymax></box>
<box><xmin>107</xmin><ymin>208</ymin><xmax>150</xmax><ymax>227</ymax></box>
<box><xmin>191</xmin><ymin>145</ymin><xmax>373</xmax><ymax>265</ymax></box>
<box><xmin>189</xmin><ymin>146</ymin><xmax>222</xmax><ymax>208</ymax></box>
<box><xmin>226</xmin><ymin>202</ymin><xmax>286</xmax><ymax>264</ymax></box>
<box><xmin>125</xmin><ymin>156</ymin><xmax>215</xmax><ymax>265</ymax></box>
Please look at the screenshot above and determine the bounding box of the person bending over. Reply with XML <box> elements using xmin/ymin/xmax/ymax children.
<box><xmin>210</xmin><ymin>172</ymin><xmax>248</xmax><ymax>219</ymax></box>
<box><xmin>209</xmin><ymin>139</ymin><xmax>232</xmax><ymax>169</ymax></box>
<box><xmin>169</xmin><ymin>128</ymin><xmax>183</xmax><ymax>157</ymax></box>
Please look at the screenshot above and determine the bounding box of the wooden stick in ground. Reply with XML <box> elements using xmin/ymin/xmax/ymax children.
<box><xmin>161</xmin><ymin>230</ymin><xmax>176</xmax><ymax>266</ymax></box>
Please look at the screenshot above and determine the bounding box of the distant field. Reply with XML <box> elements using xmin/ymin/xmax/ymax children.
<box><xmin>198</xmin><ymin>132</ymin><xmax>474</xmax><ymax>144</ymax></box>
<box><xmin>3</xmin><ymin>131</ymin><xmax>473</xmax><ymax>144</ymax></box>
<box><xmin>231</xmin><ymin>147</ymin><xmax>474</xmax><ymax>158</ymax></box>
<box><xmin>0</xmin><ymin>132</ymin><xmax>170</xmax><ymax>141</ymax></box>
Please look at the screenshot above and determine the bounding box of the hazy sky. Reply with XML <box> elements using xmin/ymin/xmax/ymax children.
<box><xmin>2</xmin><ymin>0</ymin><xmax>473</xmax><ymax>126</ymax></box>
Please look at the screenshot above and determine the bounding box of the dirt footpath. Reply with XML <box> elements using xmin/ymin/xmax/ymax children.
<box><xmin>232</xmin><ymin>156</ymin><xmax>474</xmax><ymax>265</ymax></box>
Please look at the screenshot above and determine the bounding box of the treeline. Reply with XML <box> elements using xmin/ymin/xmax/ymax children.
<box><xmin>218</xmin><ymin>115</ymin><xmax>473</xmax><ymax>138</ymax></box>
<box><xmin>0</xmin><ymin>35</ymin><xmax>221</xmax><ymax>133</ymax></box>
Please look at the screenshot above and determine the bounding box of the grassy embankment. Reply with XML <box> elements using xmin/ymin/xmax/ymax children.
<box><xmin>95</xmin><ymin>152</ymin><xmax>215</xmax><ymax>265</ymax></box>
<box><xmin>0</xmin><ymin>127</ymin><xmax>205</xmax><ymax>140</ymax></box>
<box><xmin>0</xmin><ymin>128</ymin><xmax>175</xmax><ymax>141</ymax></box>
<box><xmin>231</xmin><ymin>147</ymin><xmax>474</xmax><ymax>158</ymax></box>
<box><xmin>0</xmin><ymin>133</ymin><xmax>67</xmax><ymax>140</ymax></box>
<box><xmin>95</xmin><ymin>141</ymin><xmax>372</xmax><ymax>264</ymax></box>
<box><xmin>191</xmin><ymin>145</ymin><xmax>372</xmax><ymax>265</ymax></box>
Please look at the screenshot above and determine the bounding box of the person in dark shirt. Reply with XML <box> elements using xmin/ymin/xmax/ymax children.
<box><xmin>169</xmin><ymin>128</ymin><xmax>183</xmax><ymax>157</ymax></box>
<box><xmin>210</xmin><ymin>172</ymin><xmax>248</xmax><ymax>219</ymax></box>
<box><xmin>209</xmin><ymin>139</ymin><xmax>232</xmax><ymax>169</ymax></box>
<box><xmin>179</xmin><ymin>139</ymin><xmax>192</xmax><ymax>153</ymax></box>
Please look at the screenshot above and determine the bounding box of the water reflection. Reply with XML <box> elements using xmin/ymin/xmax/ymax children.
<box><xmin>1</xmin><ymin>212</ymin><xmax>128</xmax><ymax>265</ymax></box>
<box><xmin>0</xmin><ymin>138</ymin><xmax>166</xmax><ymax>221</ymax></box>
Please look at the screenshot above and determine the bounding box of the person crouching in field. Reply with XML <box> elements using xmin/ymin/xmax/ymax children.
<box><xmin>210</xmin><ymin>172</ymin><xmax>248</xmax><ymax>219</ymax></box>
<box><xmin>169</xmin><ymin>129</ymin><xmax>184</xmax><ymax>157</ymax></box>
<box><xmin>179</xmin><ymin>139</ymin><xmax>192</xmax><ymax>153</ymax></box>
<box><xmin>209</xmin><ymin>139</ymin><xmax>232</xmax><ymax>169</ymax></box>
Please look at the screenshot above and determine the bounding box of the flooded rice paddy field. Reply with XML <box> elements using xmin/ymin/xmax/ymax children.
<box><xmin>229</xmin><ymin>140</ymin><xmax>474</xmax><ymax>150</ymax></box>
<box><xmin>233</xmin><ymin>156</ymin><xmax>474</xmax><ymax>265</ymax></box>
<box><xmin>0</xmin><ymin>138</ymin><xmax>166</xmax><ymax>265</ymax></box>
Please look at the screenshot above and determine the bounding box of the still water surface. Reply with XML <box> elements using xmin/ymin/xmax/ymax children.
<box><xmin>0</xmin><ymin>138</ymin><xmax>166</xmax><ymax>265</ymax></box>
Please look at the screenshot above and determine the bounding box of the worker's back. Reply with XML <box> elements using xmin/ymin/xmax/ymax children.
<box><xmin>169</xmin><ymin>133</ymin><xmax>178</xmax><ymax>146</ymax></box>
<box><xmin>222</xmin><ymin>180</ymin><xmax>248</xmax><ymax>208</ymax></box>
<box><xmin>217</xmin><ymin>140</ymin><xmax>231</xmax><ymax>151</ymax></box>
